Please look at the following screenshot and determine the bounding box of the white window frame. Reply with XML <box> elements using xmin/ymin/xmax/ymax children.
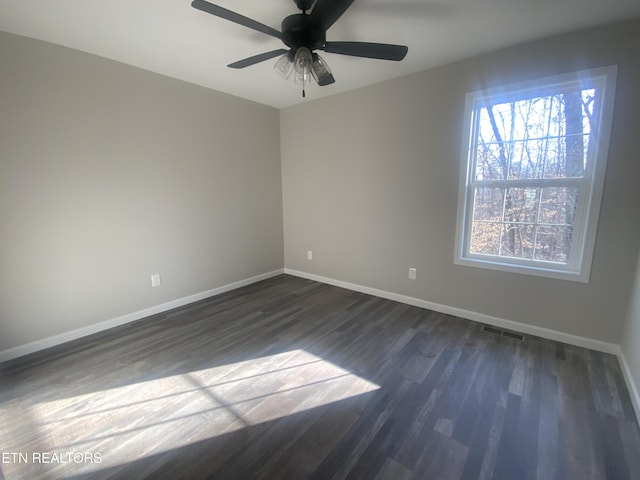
<box><xmin>454</xmin><ymin>66</ymin><xmax>617</xmax><ymax>282</ymax></box>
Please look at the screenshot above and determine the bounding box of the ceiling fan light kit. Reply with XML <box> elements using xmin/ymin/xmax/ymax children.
<box><xmin>311</xmin><ymin>53</ymin><xmax>334</xmax><ymax>86</ymax></box>
<box><xmin>293</xmin><ymin>48</ymin><xmax>312</xmax><ymax>97</ymax></box>
<box><xmin>274</xmin><ymin>52</ymin><xmax>295</xmax><ymax>80</ymax></box>
<box><xmin>191</xmin><ymin>0</ymin><xmax>408</xmax><ymax>98</ymax></box>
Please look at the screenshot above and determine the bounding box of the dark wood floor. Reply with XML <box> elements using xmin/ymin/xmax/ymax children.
<box><xmin>1</xmin><ymin>274</ymin><xmax>639</xmax><ymax>479</ymax></box>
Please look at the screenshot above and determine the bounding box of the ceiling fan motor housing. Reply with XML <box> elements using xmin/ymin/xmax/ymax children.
<box><xmin>282</xmin><ymin>14</ymin><xmax>326</xmax><ymax>51</ymax></box>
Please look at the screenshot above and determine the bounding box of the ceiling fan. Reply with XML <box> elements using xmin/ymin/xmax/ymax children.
<box><xmin>191</xmin><ymin>0</ymin><xmax>409</xmax><ymax>97</ymax></box>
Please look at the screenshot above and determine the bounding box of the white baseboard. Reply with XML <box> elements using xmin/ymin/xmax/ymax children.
<box><xmin>0</xmin><ymin>269</ymin><xmax>284</xmax><ymax>362</ymax></box>
<box><xmin>618</xmin><ymin>351</ymin><xmax>640</xmax><ymax>423</ymax></box>
<box><xmin>284</xmin><ymin>268</ymin><xmax>620</xmax><ymax>355</ymax></box>
<box><xmin>285</xmin><ymin>268</ymin><xmax>640</xmax><ymax>423</ymax></box>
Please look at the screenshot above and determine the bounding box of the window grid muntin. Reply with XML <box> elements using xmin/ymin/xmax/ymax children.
<box><xmin>469</xmin><ymin>184</ymin><xmax>579</xmax><ymax>265</ymax></box>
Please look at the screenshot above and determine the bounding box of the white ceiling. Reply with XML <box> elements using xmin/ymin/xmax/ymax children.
<box><xmin>1</xmin><ymin>0</ymin><xmax>639</xmax><ymax>109</ymax></box>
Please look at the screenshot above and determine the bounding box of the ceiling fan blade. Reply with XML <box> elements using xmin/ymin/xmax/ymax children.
<box><xmin>323</xmin><ymin>41</ymin><xmax>408</xmax><ymax>61</ymax></box>
<box><xmin>309</xmin><ymin>0</ymin><xmax>355</xmax><ymax>29</ymax></box>
<box><xmin>191</xmin><ymin>0</ymin><xmax>282</xmax><ymax>39</ymax></box>
<box><xmin>228</xmin><ymin>49</ymin><xmax>290</xmax><ymax>69</ymax></box>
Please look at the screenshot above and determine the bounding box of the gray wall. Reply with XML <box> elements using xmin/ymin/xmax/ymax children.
<box><xmin>0</xmin><ymin>32</ymin><xmax>283</xmax><ymax>351</ymax></box>
<box><xmin>622</xmin><ymin>250</ymin><xmax>640</xmax><ymax>408</ymax></box>
<box><xmin>281</xmin><ymin>19</ymin><xmax>640</xmax><ymax>344</ymax></box>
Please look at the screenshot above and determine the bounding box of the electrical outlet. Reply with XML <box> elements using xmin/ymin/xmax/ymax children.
<box><xmin>307</xmin><ymin>250</ymin><xmax>313</xmax><ymax>260</ymax></box>
<box><xmin>151</xmin><ymin>273</ymin><xmax>161</xmax><ymax>287</ymax></box>
<box><xmin>409</xmin><ymin>268</ymin><xmax>417</xmax><ymax>280</ymax></box>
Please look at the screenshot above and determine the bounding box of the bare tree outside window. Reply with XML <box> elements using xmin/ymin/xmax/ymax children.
<box><xmin>470</xmin><ymin>89</ymin><xmax>594</xmax><ymax>264</ymax></box>
<box><xmin>455</xmin><ymin>67</ymin><xmax>617</xmax><ymax>281</ymax></box>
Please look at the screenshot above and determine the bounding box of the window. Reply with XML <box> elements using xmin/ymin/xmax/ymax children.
<box><xmin>454</xmin><ymin>66</ymin><xmax>617</xmax><ymax>282</ymax></box>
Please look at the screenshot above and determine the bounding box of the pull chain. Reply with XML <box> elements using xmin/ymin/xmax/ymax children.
<box><xmin>302</xmin><ymin>86</ymin><xmax>306</xmax><ymax>98</ymax></box>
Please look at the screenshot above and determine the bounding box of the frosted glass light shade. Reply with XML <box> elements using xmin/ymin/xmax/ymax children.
<box><xmin>311</xmin><ymin>53</ymin><xmax>334</xmax><ymax>86</ymax></box>
<box><xmin>274</xmin><ymin>53</ymin><xmax>294</xmax><ymax>79</ymax></box>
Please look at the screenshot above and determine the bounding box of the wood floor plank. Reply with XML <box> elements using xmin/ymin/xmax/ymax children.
<box><xmin>412</xmin><ymin>430</ymin><xmax>468</xmax><ymax>480</ymax></box>
<box><xmin>492</xmin><ymin>392</ymin><xmax>524</xmax><ymax>480</ymax></box>
<box><xmin>0</xmin><ymin>274</ymin><xmax>639</xmax><ymax>480</ymax></box>
<box><xmin>536</xmin><ymin>364</ymin><xmax>559</xmax><ymax>480</ymax></box>
<box><xmin>374</xmin><ymin>458</ymin><xmax>413</xmax><ymax>480</ymax></box>
<box><xmin>458</xmin><ymin>384</ymin><xmax>500</xmax><ymax>480</ymax></box>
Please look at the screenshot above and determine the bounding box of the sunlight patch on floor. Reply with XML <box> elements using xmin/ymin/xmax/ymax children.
<box><xmin>1</xmin><ymin>349</ymin><xmax>379</xmax><ymax>479</ymax></box>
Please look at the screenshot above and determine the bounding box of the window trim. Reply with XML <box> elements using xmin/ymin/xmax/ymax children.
<box><xmin>454</xmin><ymin>66</ymin><xmax>618</xmax><ymax>282</ymax></box>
